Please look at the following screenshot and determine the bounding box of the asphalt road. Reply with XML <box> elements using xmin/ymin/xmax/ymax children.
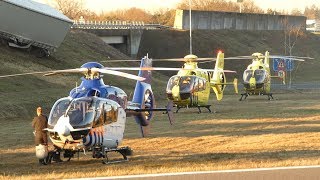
<box><xmin>73</xmin><ymin>165</ymin><xmax>320</xmax><ymax>180</ymax></box>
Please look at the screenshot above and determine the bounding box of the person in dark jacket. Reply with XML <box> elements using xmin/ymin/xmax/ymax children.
<box><xmin>32</xmin><ymin>107</ymin><xmax>48</xmax><ymax>145</ymax></box>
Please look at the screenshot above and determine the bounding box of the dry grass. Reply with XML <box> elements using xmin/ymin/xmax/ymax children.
<box><xmin>1</xmin><ymin>91</ymin><xmax>320</xmax><ymax>179</ymax></box>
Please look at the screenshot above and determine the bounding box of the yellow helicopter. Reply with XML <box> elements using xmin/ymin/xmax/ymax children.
<box><xmin>165</xmin><ymin>52</ymin><xmax>238</xmax><ymax>113</ymax></box>
<box><xmin>238</xmin><ymin>51</ymin><xmax>307</xmax><ymax>101</ymax></box>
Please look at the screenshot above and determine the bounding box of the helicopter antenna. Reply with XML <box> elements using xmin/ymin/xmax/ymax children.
<box><xmin>189</xmin><ymin>0</ymin><xmax>192</xmax><ymax>55</ymax></box>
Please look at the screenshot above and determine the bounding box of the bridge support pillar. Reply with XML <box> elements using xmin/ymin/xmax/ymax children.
<box><xmin>128</xmin><ymin>29</ymin><xmax>143</xmax><ymax>58</ymax></box>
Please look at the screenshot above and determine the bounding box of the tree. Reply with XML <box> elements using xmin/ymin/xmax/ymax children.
<box><xmin>54</xmin><ymin>0</ymin><xmax>86</xmax><ymax>20</ymax></box>
<box><xmin>304</xmin><ymin>4</ymin><xmax>320</xmax><ymax>19</ymax></box>
<box><xmin>291</xmin><ymin>8</ymin><xmax>303</xmax><ymax>16</ymax></box>
<box><xmin>266</xmin><ymin>8</ymin><xmax>280</xmax><ymax>15</ymax></box>
<box><xmin>281</xmin><ymin>17</ymin><xmax>306</xmax><ymax>88</ymax></box>
<box><xmin>98</xmin><ymin>8</ymin><xmax>153</xmax><ymax>23</ymax></box>
<box><xmin>151</xmin><ymin>8</ymin><xmax>176</xmax><ymax>26</ymax></box>
<box><xmin>176</xmin><ymin>0</ymin><xmax>263</xmax><ymax>13</ymax></box>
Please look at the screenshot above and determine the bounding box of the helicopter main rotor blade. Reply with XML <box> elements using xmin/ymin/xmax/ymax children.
<box><xmin>271</xmin><ymin>55</ymin><xmax>314</xmax><ymax>59</ymax></box>
<box><xmin>92</xmin><ymin>68</ymin><xmax>145</xmax><ymax>81</ymax></box>
<box><xmin>0</xmin><ymin>68</ymin><xmax>89</xmax><ymax>78</ymax></box>
<box><xmin>43</xmin><ymin>68</ymin><xmax>88</xmax><ymax>76</ymax></box>
<box><xmin>268</xmin><ymin>56</ymin><xmax>306</xmax><ymax>61</ymax></box>
<box><xmin>217</xmin><ymin>55</ymin><xmax>307</xmax><ymax>61</ymax></box>
<box><xmin>103</xmin><ymin>67</ymin><xmax>183</xmax><ymax>71</ymax></box>
<box><xmin>0</xmin><ymin>71</ymin><xmax>50</xmax><ymax>78</ymax></box>
<box><xmin>103</xmin><ymin>57</ymin><xmax>218</xmax><ymax>63</ymax></box>
<box><xmin>103</xmin><ymin>67</ymin><xmax>236</xmax><ymax>73</ymax></box>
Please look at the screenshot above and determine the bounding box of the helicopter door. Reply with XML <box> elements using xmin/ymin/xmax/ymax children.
<box><xmin>93</xmin><ymin>99</ymin><xmax>119</xmax><ymax>128</ymax></box>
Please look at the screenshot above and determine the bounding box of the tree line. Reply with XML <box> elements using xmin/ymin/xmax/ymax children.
<box><xmin>54</xmin><ymin>0</ymin><xmax>320</xmax><ymax>26</ymax></box>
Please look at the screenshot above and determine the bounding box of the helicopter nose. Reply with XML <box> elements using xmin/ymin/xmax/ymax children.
<box><xmin>249</xmin><ymin>77</ymin><xmax>256</xmax><ymax>89</ymax></box>
<box><xmin>54</xmin><ymin>116</ymin><xmax>72</xmax><ymax>136</ymax></box>
<box><xmin>172</xmin><ymin>85</ymin><xmax>180</xmax><ymax>99</ymax></box>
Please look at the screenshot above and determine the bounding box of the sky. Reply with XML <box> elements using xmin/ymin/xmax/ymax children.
<box><xmin>36</xmin><ymin>0</ymin><xmax>320</xmax><ymax>13</ymax></box>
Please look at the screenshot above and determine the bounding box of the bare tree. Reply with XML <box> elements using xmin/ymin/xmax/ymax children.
<box><xmin>98</xmin><ymin>8</ymin><xmax>153</xmax><ymax>23</ymax></box>
<box><xmin>282</xmin><ymin>18</ymin><xmax>305</xmax><ymax>56</ymax></box>
<box><xmin>54</xmin><ymin>0</ymin><xmax>86</xmax><ymax>20</ymax></box>
<box><xmin>176</xmin><ymin>0</ymin><xmax>263</xmax><ymax>13</ymax></box>
<box><xmin>281</xmin><ymin>17</ymin><xmax>306</xmax><ymax>87</ymax></box>
<box><xmin>151</xmin><ymin>8</ymin><xmax>176</xmax><ymax>26</ymax></box>
<box><xmin>291</xmin><ymin>8</ymin><xmax>303</xmax><ymax>16</ymax></box>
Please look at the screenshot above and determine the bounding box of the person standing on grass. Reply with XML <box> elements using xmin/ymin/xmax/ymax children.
<box><xmin>32</xmin><ymin>106</ymin><xmax>49</xmax><ymax>165</ymax></box>
<box><xmin>32</xmin><ymin>106</ymin><xmax>48</xmax><ymax>145</ymax></box>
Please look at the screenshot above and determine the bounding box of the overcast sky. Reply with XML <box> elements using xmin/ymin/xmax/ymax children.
<box><xmin>36</xmin><ymin>0</ymin><xmax>320</xmax><ymax>13</ymax></box>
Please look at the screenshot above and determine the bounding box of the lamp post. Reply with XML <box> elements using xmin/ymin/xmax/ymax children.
<box><xmin>189</xmin><ymin>0</ymin><xmax>192</xmax><ymax>54</ymax></box>
<box><xmin>237</xmin><ymin>0</ymin><xmax>243</xmax><ymax>13</ymax></box>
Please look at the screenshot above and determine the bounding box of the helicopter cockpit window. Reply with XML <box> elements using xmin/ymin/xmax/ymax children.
<box><xmin>198</xmin><ymin>78</ymin><xmax>206</xmax><ymax>91</ymax></box>
<box><xmin>243</xmin><ymin>70</ymin><xmax>253</xmax><ymax>83</ymax></box>
<box><xmin>254</xmin><ymin>70</ymin><xmax>266</xmax><ymax>83</ymax></box>
<box><xmin>166</xmin><ymin>76</ymin><xmax>195</xmax><ymax>93</ymax></box>
<box><xmin>166</xmin><ymin>75</ymin><xmax>180</xmax><ymax>92</ymax></box>
<box><xmin>193</xmin><ymin>78</ymin><xmax>199</xmax><ymax>92</ymax></box>
<box><xmin>243</xmin><ymin>69</ymin><xmax>266</xmax><ymax>83</ymax></box>
<box><xmin>67</xmin><ymin>97</ymin><xmax>96</xmax><ymax>128</ymax></box>
<box><xmin>48</xmin><ymin>97</ymin><xmax>71</xmax><ymax>127</ymax></box>
<box><xmin>180</xmin><ymin>76</ymin><xmax>195</xmax><ymax>93</ymax></box>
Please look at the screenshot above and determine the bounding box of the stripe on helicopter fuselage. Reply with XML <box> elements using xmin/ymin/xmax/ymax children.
<box><xmin>86</xmin><ymin>133</ymin><xmax>93</xmax><ymax>147</ymax></box>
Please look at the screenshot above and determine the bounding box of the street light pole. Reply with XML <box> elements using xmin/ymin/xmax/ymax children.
<box><xmin>189</xmin><ymin>0</ymin><xmax>192</xmax><ymax>54</ymax></box>
<box><xmin>237</xmin><ymin>0</ymin><xmax>243</xmax><ymax>13</ymax></box>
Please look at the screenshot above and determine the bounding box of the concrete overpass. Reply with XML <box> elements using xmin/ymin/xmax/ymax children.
<box><xmin>72</xmin><ymin>21</ymin><xmax>169</xmax><ymax>58</ymax></box>
<box><xmin>82</xmin><ymin>29</ymin><xmax>143</xmax><ymax>58</ymax></box>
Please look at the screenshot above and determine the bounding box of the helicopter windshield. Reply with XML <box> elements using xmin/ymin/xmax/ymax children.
<box><xmin>243</xmin><ymin>70</ymin><xmax>266</xmax><ymax>84</ymax></box>
<box><xmin>166</xmin><ymin>75</ymin><xmax>195</xmax><ymax>93</ymax></box>
<box><xmin>48</xmin><ymin>97</ymin><xmax>96</xmax><ymax>128</ymax></box>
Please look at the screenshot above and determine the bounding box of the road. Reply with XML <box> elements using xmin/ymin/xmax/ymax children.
<box><xmin>72</xmin><ymin>165</ymin><xmax>320</xmax><ymax>180</ymax></box>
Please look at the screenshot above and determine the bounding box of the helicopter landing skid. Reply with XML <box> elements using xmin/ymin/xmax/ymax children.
<box><xmin>239</xmin><ymin>93</ymin><xmax>274</xmax><ymax>101</ymax></box>
<box><xmin>267</xmin><ymin>93</ymin><xmax>274</xmax><ymax>100</ymax></box>
<box><xmin>176</xmin><ymin>105</ymin><xmax>212</xmax><ymax>113</ymax></box>
<box><xmin>239</xmin><ymin>93</ymin><xmax>249</xmax><ymax>101</ymax></box>
<box><xmin>102</xmin><ymin>146</ymin><xmax>133</xmax><ymax>164</ymax></box>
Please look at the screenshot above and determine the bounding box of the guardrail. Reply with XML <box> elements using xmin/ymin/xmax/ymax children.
<box><xmin>71</xmin><ymin>20</ymin><xmax>171</xmax><ymax>30</ymax></box>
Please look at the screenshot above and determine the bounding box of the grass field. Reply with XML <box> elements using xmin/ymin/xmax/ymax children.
<box><xmin>1</xmin><ymin>29</ymin><xmax>320</xmax><ymax>179</ymax></box>
<box><xmin>1</xmin><ymin>90</ymin><xmax>320</xmax><ymax>179</ymax></box>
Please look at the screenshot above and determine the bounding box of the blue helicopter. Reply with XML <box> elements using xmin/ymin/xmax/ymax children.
<box><xmin>0</xmin><ymin>56</ymin><xmax>173</xmax><ymax>164</ymax></box>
